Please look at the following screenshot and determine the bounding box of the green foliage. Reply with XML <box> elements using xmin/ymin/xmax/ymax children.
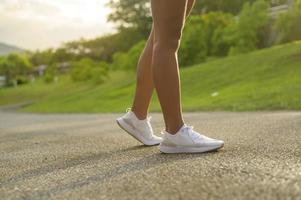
<box><xmin>70</xmin><ymin>58</ymin><xmax>108</xmax><ymax>84</ymax></box>
<box><xmin>274</xmin><ymin>0</ymin><xmax>301</xmax><ymax>44</ymax></box>
<box><xmin>15</xmin><ymin>75</ymin><xmax>30</xmax><ymax>85</ymax></box>
<box><xmin>111</xmin><ymin>40</ymin><xmax>146</xmax><ymax>70</ymax></box>
<box><xmin>43</xmin><ymin>73</ymin><xmax>55</xmax><ymax>84</ymax></box>
<box><xmin>193</xmin><ymin>0</ymin><xmax>257</xmax><ymax>14</ymax></box>
<box><xmin>30</xmin><ymin>47</ymin><xmax>74</xmax><ymax>66</ymax></box>
<box><xmin>111</xmin><ymin>52</ymin><xmax>127</xmax><ymax>70</ymax></box>
<box><xmin>30</xmin><ymin>49</ymin><xmax>54</xmax><ymax>66</ymax></box>
<box><xmin>1</xmin><ymin>42</ymin><xmax>301</xmax><ymax>112</ymax></box>
<box><xmin>30</xmin><ymin>28</ymin><xmax>145</xmax><ymax>66</ymax></box>
<box><xmin>180</xmin><ymin>16</ymin><xmax>207</xmax><ymax>66</ymax></box>
<box><xmin>51</xmin><ymin>48</ymin><xmax>73</xmax><ymax>64</ymax></box>
<box><xmin>180</xmin><ymin>12</ymin><xmax>234</xmax><ymax>66</ymax></box>
<box><xmin>205</xmin><ymin>12</ymin><xmax>235</xmax><ymax>56</ymax></box>
<box><xmin>43</xmin><ymin>64</ymin><xmax>57</xmax><ymax>84</ymax></box>
<box><xmin>107</xmin><ymin>0</ymin><xmax>152</xmax><ymax>37</ymax></box>
<box><xmin>106</xmin><ymin>0</ymin><xmax>273</xmax><ymax>37</ymax></box>
<box><xmin>0</xmin><ymin>53</ymin><xmax>32</xmax><ymax>86</ymax></box>
<box><xmin>90</xmin><ymin>65</ymin><xmax>109</xmax><ymax>84</ymax></box>
<box><xmin>81</xmin><ymin>28</ymin><xmax>145</xmax><ymax>62</ymax></box>
<box><xmin>26</xmin><ymin>0</ymin><xmax>297</xmax><ymax>72</ymax></box>
<box><xmin>224</xmin><ymin>0</ymin><xmax>269</xmax><ymax>55</ymax></box>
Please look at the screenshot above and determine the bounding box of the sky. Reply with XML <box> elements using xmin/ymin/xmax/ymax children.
<box><xmin>0</xmin><ymin>0</ymin><xmax>114</xmax><ymax>51</ymax></box>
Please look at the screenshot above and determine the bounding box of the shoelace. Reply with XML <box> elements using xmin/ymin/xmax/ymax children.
<box><xmin>183</xmin><ymin>125</ymin><xmax>194</xmax><ymax>134</ymax></box>
<box><xmin>126</xmin><ymin>107</ymin><xmax>153</xmax><ymax>134</ymax></box>
<box><xmin>183</xmin><ymin>125</ymin><xmax>203</xmax><ymax>141</ymax></box>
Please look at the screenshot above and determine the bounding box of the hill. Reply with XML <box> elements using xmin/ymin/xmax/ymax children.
<box><xmin>0</xmin><ymin>41</ymin><xmax>301</xmax><ymax>113</ymax></box>
<box><xmin>0</xmin><ymin>42</ymin><xmax>26</xmax><ymax>55</ymax></box>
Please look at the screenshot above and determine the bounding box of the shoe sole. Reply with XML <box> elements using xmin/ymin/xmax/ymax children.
<box><xmin>116</xmin><ymin>118</ymin><xmax>159</xmax><ymax>146</ymax></box>
<box><xmin>159</xmin><ymin>143</ymin><xmax>224</xmax><ymax>154</ymax></box>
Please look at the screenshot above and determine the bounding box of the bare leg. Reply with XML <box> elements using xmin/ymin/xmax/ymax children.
<box><xmin>131</xmin><ymin>0</ymin><xmax>195</xmax><ymax>120</ymax></box>
<box><xmin>131</xmin><ymin>27</ymin><xmax>155</xmax><ymax>120</ymax></box>
<box><xmin>186</xmin><ymin>0</ymin><xmax>196</xmax><ymax>18</ymax></box>
<box><xmin>151</xmin><ymin>0</ymin><xmax>188</xmax><ymax>134</ymax></box>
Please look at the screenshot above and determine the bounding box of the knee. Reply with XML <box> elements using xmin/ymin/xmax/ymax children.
<box><xmin>154</xmin><ymin>32</ymin><xmax>182</xmax><ymax>52</ymax></box>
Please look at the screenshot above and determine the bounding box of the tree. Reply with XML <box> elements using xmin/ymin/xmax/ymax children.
<box><xmin>274</xmin><ymin>0</ymin><xmax>301</xmax><ymax>44</ymax></box>
<box><xmin>193</xmin><ymin>0</ymin><xmax>288</xmax><ymax>14</ymax></box>
<box><xmin>30</xmin><ymin>47</ymin><xmax>73</xmax><ymax>66</ymax></box>
<box><xmin>179</xmin><ymin>16</ymin><xmax>208</xmax><ymax>66</ymax></box>
<box><xmin>224</xmin><ymin>0</ymin><xmax>269</xmax><ymax>55</ymax></box>
<box><xmin>70</xmin><ymin>58</ymin><xmax>108</xmax><ymax>84</ymax></box>
<box><xmin>70</xmin><ymin>28</ymin><xmax>145</xmax><ymax>63</ymax></box>
<box><xmin>51</xmin><ymin>47</ymin><xmax>73</xmax><ymax>64</ymax></box>
<box><xmin>0</xmin><ymin>54</ymin><xmax>32</xmax><ymax>86</ymax></box>
<box><xmin>107</xmin><ymin>0</ymin><xmax>152</xmax><ymax>37</ymax></box>
<box><xmin>111</xmin><ymin>40</ymin><xmax>146</xmax><ymax>70</ymax></box>
<box><xmin>179</xmin><ymin>12</ymin><xmax>234</xmax><ymax>66</ymax></box>
<box><xmin>30</xmin><ymin>49</ymin><xmax>54</xmax><ymax>66</ymax></box>
<box><xmin>193</xmin><ymin>0</ymin><xmax>257</xmax><ymax>14</ymax></box>
<box><xmin>107</xmin><ymin>0</ymin><xmax>247</xmax><ymax>39</ymax></box>
<box><xmin>202</xmin><ymin>12</ymin><xmax>234</xmax><ymax>56</ymax></box>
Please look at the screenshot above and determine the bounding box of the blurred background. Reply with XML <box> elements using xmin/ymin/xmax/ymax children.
<box><xmin>0</xmin><ymin>0</ymin><xmax>300</xmax><ymax>113</ymax></box>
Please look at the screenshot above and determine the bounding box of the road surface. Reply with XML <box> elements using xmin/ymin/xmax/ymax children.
<box><xmin>0</xmin><ymin>110</ymin><xmax>301</xmax><ymax>200</ymax></box>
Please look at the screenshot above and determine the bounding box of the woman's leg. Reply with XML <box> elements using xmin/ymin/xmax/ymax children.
<box><xmin>151</xmin><ymin>0</ymin><xmax>188</xmax><ymax>134</ymax></box>
<box><xmin>131</xmin><ymin>0</ymin><xmax>195</xmax><ymax>120</ymax></box>
<box><xmin>131</xmin><ymin>27</ymin><xmax>155</xmax><ymax>120</ymax></box>
<box><xmin>186</xmin><ymin>0</ymin><xmax>196</xmax><ymax>18</ymax></box>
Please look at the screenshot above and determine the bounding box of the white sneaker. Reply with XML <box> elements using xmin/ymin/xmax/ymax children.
<box><xmin>159</xmin><ymin>124</ymin><xmax>224</xmax><ymax>153</ymax></box>
<box><xmin>116</xmin><ymin>108</ymin><xmax>163</xmax><ymax>146</ymax></box>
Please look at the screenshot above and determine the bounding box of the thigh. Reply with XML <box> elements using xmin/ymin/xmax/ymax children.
<box><xmin>151</xmin><ymin>0</ymin><xmax>188</xmax><ymax>40</ymax></box>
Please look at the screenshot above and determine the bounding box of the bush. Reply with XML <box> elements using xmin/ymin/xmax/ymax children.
<box><xmin>125</xmin><ymin>40</ymin><xmax>146</xmax><ymax>70</ymax></box>
<box><xmin>111</xmin><ymin>52</ymin><xmax>127</xmax><ymax>70</ymax></box>
<box><xmin>111</xmin><ymin>40</ymin><xmax>146</xmax><ymax>70</ymax></box>
<box><xmin>70</xmin><ymin>58</ymin><xmax>108</xmax><ymax>84</ymax></box>
<box><xmin>180</xmin><ymin>12</ymin><xmax>234</xmax><ymax>66</ymax></box>
<box><xmin>274</xmin><ymin>0</ymin><xmax>301</xmax><ymax>44</ymax></box>
<box><xmin>15</xmin><ymin>75</ymin><xmax>30</xmax><ymax>85</ymax></box>
<box><xmin>180</xmin><ymin>15</ymin><xmax>208</xmax><ymax>66</ymax></box>
<box><xmin>43</xmin><ymin>64</ymin><xmax>57</xmax><ymax>83</ymax></box>
<box><xmin>43</xmin><ymin>72</ymin><xmax>55</xmax><ymax>83</ymax></box>
<box><xmin>207</xmin><ymin>12</ymin><xmax>234</xmax><ymax>56</ymax></box>
<box><xmin>90</xmin><ymin>66</ymin><xmax>108</xmax><ymax>84</ymax></box>
<box><xmin>224</xmin><ymin>0</ymin><xmax>269</xmax><ymax>55</ymax></box>
<box><xmin>0</xmin><ymin>54</ymin><xmax>32</xmax><ymax>86</ymax></box>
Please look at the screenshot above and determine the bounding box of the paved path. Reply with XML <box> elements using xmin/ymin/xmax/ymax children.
<box><xmin>0</xmin><ymin>111</ymin><xmax>301</xmax><ymax>200</ymax></box>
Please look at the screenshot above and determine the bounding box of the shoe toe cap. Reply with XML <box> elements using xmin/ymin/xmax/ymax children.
<box><xmin>205</xmin><ymin>138</ymin><xmax>224</xmax><ymax>147</ymax></box>
<box><xmin>215</xmin><ymin>139</ymin><xmax>224</xmax><ymax>147</ymax></box>
<box><xmin>153</xmin><ymin>135</ymin><xmax>163</xmax><ymax>143</ymax></box>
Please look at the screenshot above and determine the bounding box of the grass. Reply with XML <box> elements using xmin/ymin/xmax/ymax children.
<box><xmin>1</xmin><ymin>41</ymin><xmax>301</xmax><ymax>113</ymax></box>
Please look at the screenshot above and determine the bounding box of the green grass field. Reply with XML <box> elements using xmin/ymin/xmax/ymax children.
<box><xmin>1</xmin><ymin>41</ymin><xmax>301</xmax><ymax>113</ymax></box>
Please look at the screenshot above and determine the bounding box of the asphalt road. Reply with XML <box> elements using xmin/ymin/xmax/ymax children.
<box><xmin>0</xmin><ymin>110</ymin><xmax>301</xmax><ymax>200</ymax></box>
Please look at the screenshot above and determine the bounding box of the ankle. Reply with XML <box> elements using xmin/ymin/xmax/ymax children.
<box><xmin>131</xmin><ymin>108</ymin><xmax>148</xmax><ymax>120</ymax></box>
<box><xmin>165</xmin><ymin>122</ymin><xmax>184</xmax><ymax>135</ymax></box>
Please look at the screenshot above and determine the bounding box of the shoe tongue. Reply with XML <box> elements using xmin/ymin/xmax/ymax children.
<box><xmin>180</xmin><ymin>124</ymin><xmax>191</xmax><ymax>132</ymax></box>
